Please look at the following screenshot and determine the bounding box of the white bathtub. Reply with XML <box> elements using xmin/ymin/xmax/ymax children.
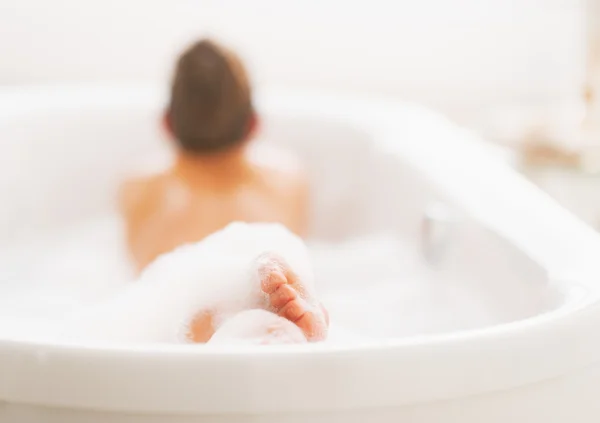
<box><xmin>0</xmin><ymin>85</ymin><xmax>600</xmax><ymax>422</ymax></box>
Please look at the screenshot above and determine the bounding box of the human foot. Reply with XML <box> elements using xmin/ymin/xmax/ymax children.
<box><xmin>256</xmin><ymin>252</ymin><xmax>329</xmax><ymax>342</ymax></box>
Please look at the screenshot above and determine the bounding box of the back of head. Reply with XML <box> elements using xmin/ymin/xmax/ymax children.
<box><xmin>168</xmin><ymin>39</ymin><xmax>254</xmax><ymax>154</ymax></box>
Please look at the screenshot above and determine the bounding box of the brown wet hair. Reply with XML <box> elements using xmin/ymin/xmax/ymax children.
<box><xmin>167</xmin><ymin>39</ymin><xmax>254</xmax><ymax>154</ymax></box>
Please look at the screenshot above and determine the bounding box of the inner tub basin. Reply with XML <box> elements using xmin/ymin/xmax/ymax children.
<box><xmin>0</xmin><ymin>85</ymin><xmax>600</xmax><ymax>423</ymax></box>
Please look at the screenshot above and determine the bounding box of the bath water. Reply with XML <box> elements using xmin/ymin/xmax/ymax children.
<box><xmin>0</xmin><ymin>216</ymin><xmax>498</xmax><ymax>345</ymax></box>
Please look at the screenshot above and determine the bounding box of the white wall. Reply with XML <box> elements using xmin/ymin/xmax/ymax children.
<box><xmin>0</xmin><ymin>0</ymin><xmax>587</xmax><ymax>122</ymax></box>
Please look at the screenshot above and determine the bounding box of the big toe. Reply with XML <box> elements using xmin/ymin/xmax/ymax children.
<box><xmin>279</xmin><ymin>298</ymin><xmax>328</xmax><ymax>341</ymax></box>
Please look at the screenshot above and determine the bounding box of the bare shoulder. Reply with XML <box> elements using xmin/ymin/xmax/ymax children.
<box><xmin>250</xmin><ymin>144</ymin><xmax>310</xmax><ymax>235</ymax></box>
<box><xmin>248</xmin><ymin>144</ymin><xmax>308</xmax><ymax>192</ymax></box>
<box><xmin>118</xmin><ymin>152</ymin><xmax>173</xmax><ymax>214</ymax></box>
<box><xmin>118</xmin><ymin>173</ymin><xmax>163</xmax><ymax>216</ymax></box>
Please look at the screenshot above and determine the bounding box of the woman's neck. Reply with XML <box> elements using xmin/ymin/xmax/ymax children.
<box><xmin>173</xmin><ymin>145</ymin><xmax>252</xmax><ymax>187</ymax></box>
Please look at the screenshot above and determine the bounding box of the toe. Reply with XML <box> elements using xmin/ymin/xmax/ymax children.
<box><xmin>279</xmin><ymin>300</ymin><xmax>327</xmax><ymax>342</ymax></box>
<box><xmin>279</xmin><ymin>298</ymin><xmax>307</xmax><ymax>323</ymax></box>
<box><xmin>295</xmin><ymin>312</ymin><xmax>327</xmax><ymax>342</ymax></box>
<box><xmin>269</xmin><ymin>284</ymin><xmax>298</xmax><ymax>309</ymax></box>
<box><xmin>257</xmin><ymin>253</ymin><xmax>300</xmax><ymax>290</ymax></box>
<box><xmin>260</xmin><ymin>268</ymin><xmax>287</xmax><ymax>295</ymax></box>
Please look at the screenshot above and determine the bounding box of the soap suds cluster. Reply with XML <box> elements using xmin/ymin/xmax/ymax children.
<box><xmin>0</xmin><ymin>215</ymin><xmax>506</xmax><ymax>346</ymax></box>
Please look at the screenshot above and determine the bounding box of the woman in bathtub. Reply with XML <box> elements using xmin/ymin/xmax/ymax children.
<box><xmin>116</xmin><ymin>40</ymin><xmax>326</xmax><ymax>345</ymax></box>
<box><xmin>119</xmin><ymin>38</ymin><xmax>309</xmax><ymax>272</ymax></box>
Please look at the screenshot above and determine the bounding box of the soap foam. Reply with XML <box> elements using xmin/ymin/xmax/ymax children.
<box><xmin>208</xmin><ymin>309</ymin><xmax>307</xmax><ymax>345</ymax></box>
<box><xmin>56</xmin><ymin>222</ymin><xmax>315</xmax><ymax>344</ymax></box>
<box><xmin>0</xmin><ymin>215</ymin><xmax>501</xmax><ymax>346</ymax></box>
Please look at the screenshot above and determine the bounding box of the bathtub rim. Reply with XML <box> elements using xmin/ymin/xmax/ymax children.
<box><xmin>0</xmin><ymin>297</ymin><xmax>598</xmax><ymax>415</ymax></box>
<box><xmin>1</xmin><ymin>84</ymin><xmax>600</xmax><ymax>414</ymax></box>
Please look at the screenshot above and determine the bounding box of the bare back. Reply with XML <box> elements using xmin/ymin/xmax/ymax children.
<box><xmin>119</xmin><ymin>149</ymin><xmax>309</xmax><ymax>271</ymax></box>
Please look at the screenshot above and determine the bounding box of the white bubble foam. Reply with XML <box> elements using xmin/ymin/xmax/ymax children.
<box><xmin>54</xmin><ymin>221</ymin><xmax>315</xmax><ymax>344</ymax></box>
<box><xmin>208</xmin><ymin>309</ymin><xmax>307</xmax><ymax>345</ymax></box>
<box><xmin>0</xmin><ymin>215</ymin><xmax>502</xmax><ymax>347</ymax></box>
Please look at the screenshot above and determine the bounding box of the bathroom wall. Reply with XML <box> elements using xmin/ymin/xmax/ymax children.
<box><xmin>0</xmin><ymin>0</ymin><xmax>586</xmax><ymax>123</ymax></box>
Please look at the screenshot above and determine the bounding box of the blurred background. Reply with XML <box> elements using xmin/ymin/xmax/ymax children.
<box><xmin>2</xmin><ymin>0</ymin><xmax>599</xmax><ymax>225</ymax></box>
<box><xmin>0</xmin><ymin>0</ymin><xmax>585</xmax><ymax>128</ymax></box>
